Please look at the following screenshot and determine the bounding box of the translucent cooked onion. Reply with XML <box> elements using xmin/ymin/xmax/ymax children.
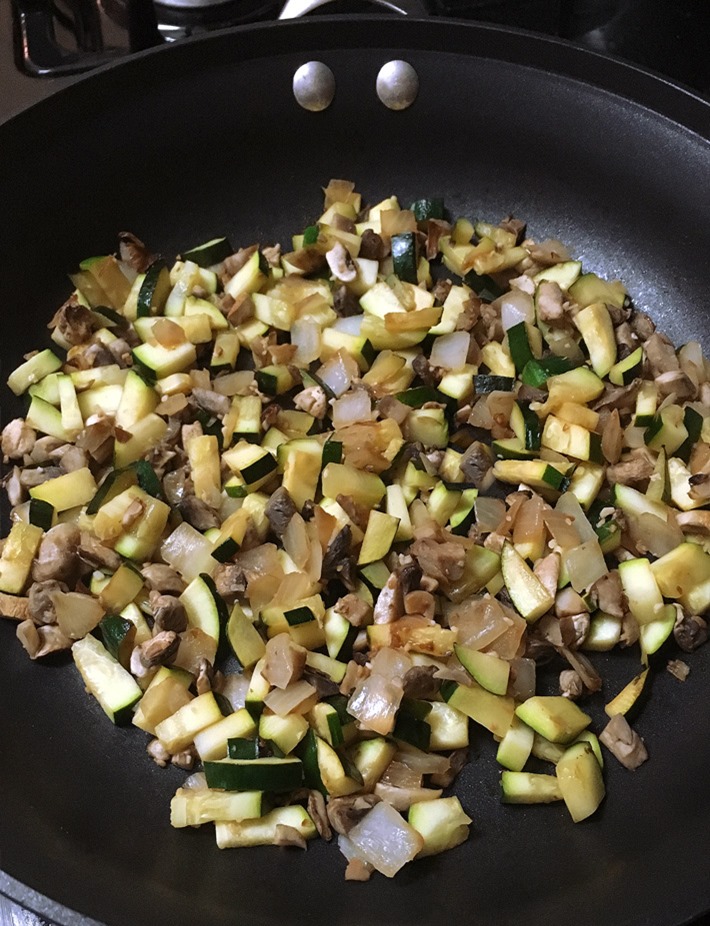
<box><xmin>483</xmin><ymin>602</ymin><xmax>527</xmax><ymax>659</ymax></box>
<box><xmin>51</xmin><ymin>591</ymin><xmax>104</xmax><ymax>640</ymax></box>
<box><xmin>282</xmin><ymin>513</ymin><xmax>310</xmax><ymax>569</ymax></box>
<box><xmin>429</xmin><ymin>331</ymin><xmax>470</xmax><ymax>371</ymax></box>
<box><xmin>512</xmin><ymin>494</ymin><xmax>545</xmax><ymax>547</ymax></box>
<box><xmin>263</xmin><ymin>680</ymin><xmax>317</xmax><ymax>716</ymax></box>
<box><xmin>221</xmin><ymin>673</ymin><xmax>250</xmax><ymax>711</ymax></box>
<box><xmin>394</xmin><ymin>744</ymin><xmax>450</xmax><ymax>775</ymax></box>
<box><xmin>380</xmin><ymin>760</ymin><xmax>423</xmax><ymax>789</ymax></box>
<box><xmin>331</xmin><ymin>390</ymin><xmax>374</xmax><ymax>429</ymax></box>
<box><xmin>183</xmin><ymin>772</ymin><xmax>208</xmax><ymax>790</ymax></box>
<box><xmin>160</xmin><ymin>522</ymin><xmax>218</xmax><ymax>581</ymax></box>
<box><xmin>555</xmin><ymin>493</ymin><xmax>597</xmax><ymax>543</ymax></box>
<box><xmin>317</xmin><ymin>352</ymin><xmax>357</xmax><ymax>396</ymax></box>
<box><xmin>498</xmin><ymin>290</ymin><xmax>535</xmax><ymax>332</ymax></box>
<box><xmin>347</xmin><ymin>673</ymin><xmax>404</xmax><ymax>735</ymax></box>
<box><xmin>212</xmin><ymin>370</ymin><xmax>255</xmax><ymax>396</ymax></box>
<box><xmin>290</xmin><ymin>319</ymin><xmax>321</xmax><ymax>366</ymax></box>
<box><xmin>450</xmin><ymin>596</ymin><xmax>510</xmax><ymax>650</ymax></box>
<box><xmin>543</xmin><ymin>510</ymin><xmax>581</xmax><ymax>550</ymax></box>
<box><xmin>468</xmin><ymin>397</ymin><xmax>494</xmax><ymax>429</ymax></box>
<box><xmin>474</xmin><ymin>496</ymin><xmax>506</xmax><ymax>533</ymax></box>
<box><xmin>632</xmin><ymin>512</ymin><xmax>684</xmax><ymax>558</ymax></box>
<box><xmin>370</xmin><ymin>646</ymin><xmax>413</xmax><ymax>682</ymax></box>
<box><xmin>347</xmin><ymin>802</ymin><xmax>424</xmax><ymax>878</ymax></box>
<box><xmin>332</xmin><ymin>314</ymin><xmax>364</xmax><ymax>336</ymax></box>
<box><xmin>564</xmin><ymin>539</ymin><xmax>608</xmax><ymax>592</ymax></box>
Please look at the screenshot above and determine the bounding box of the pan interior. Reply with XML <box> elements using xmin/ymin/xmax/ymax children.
<box><xmin>0</xmin><ymin>18</ymin><xmax>709</xmax><ymax>926</ymax></box>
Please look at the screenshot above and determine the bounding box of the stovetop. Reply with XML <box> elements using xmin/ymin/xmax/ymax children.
<box><xmin>2</xmin><ymin>0</ymin><xmax>709</xmax><ymax>124</ymax></box>
<box><xmin>1</xmin><ymin>1</ymin><xmax>709</xmax><ymax>925</ymax></box>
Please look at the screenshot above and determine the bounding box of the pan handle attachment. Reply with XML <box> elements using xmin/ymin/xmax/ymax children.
<box><xmin>279</xmin><ymin>0</ymin><xmax>428</xmax><ymax>20</ymax></box>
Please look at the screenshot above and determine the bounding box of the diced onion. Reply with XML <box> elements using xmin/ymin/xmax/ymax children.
<box><xmin>395</xmin><ymin>744</ymin><xmax>450</xmax><ymax>775</ymax></box>
<box><xmin>474</xmin><ymin>496</ymin><xmax>506</xmax><ymax>533</ymax></box>
<box><xmin>564</xmin><ymin>539</ymin><xmax>608</xmax><ymax>592</ymax></box>
<box><xmin>331</xmin><ymin>390</ymin><xmax>374</xmax><ymax>429</ymax></box>
<box><xmin>508</xmin><ymin>657</ymin><xmax>536</xmax><ymax>701</ymax></box>
<box><xmin>332</xmin><ymin>315</ymin><xmax>364</xmax><ymax>336</ymax></box>
<box><xmin>347</xmin><ymin>673</ymin><xmax>403</xmax><ymax>735</ymax></box>
<box><xmin>373</xmin><ymin>783</ymin><xmax>442</xmax><ymax>812</ymax></box>
<box><xmin>498</xmin><ymin>290</ymin><xmax>535</xmax><ymax>332</ymax></box>
<box><xmin>380</xmin><ymin>760</ymin><xmax>423</xmax><ymax>789</ymax></box>
<box><xmin>317</xmin><ymin>352</ymin><xmax>358</xmax><ymax>397</ymax></box>
<box><xmin>555</xmin><ymin>493</ymin><xmax>597</xmax><ymax>543</ymax></box>
<box><xmin>429</xmin><ymin>331</ymin><xmax>470</xmax><ymax>371</ymax></box>
<box><xmin>347</xmin><ymin>801</ymin><xmax>424</xmax><ymax>877</ymax></box>
<box><xmin>221</xmin><ymin>673</ymin><xmax>250</xmax><ymax>711</ymax></box>
<box><xmin>183</xmin><ymin>772</ymin><xmax>208</xmax><ymax>791</ymax></box>
<box><xmin>160</xmin><ymin>522</ymin><xmax>218</xmax><ymax>581</ymax></box>
<box><xmin>631</xmin><ymin>512</ymin><xmax>684</xmax><ymax>558</ymax></box>
<box><xmin>370</xmin><ymin>646</ymin><xmax>412</xmax><ymax>682</ymax></box>
<box><xmin>450</xmin><ymin>596</ymin><xmax>511</xmax><ymax>650</ymax></box>
<box><xmin>290</xmin><ymin>319</ymin><xmax>321</xmax><ymax>366</ymax></box>
<box><xmin>263</xmin><ymin>680</ymin><xmax>316</xmax><ymax>716</ymax></box>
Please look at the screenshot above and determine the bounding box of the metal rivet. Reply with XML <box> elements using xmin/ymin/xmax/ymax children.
<box><xmin>293</xmin><ymin>61</ymin><xmax>335</xmax><ymax>112</ymax></box>
<box><xmin>376</xmin><ymin>60</ymin><xmax>419</xmax><ymax>111</ymax></box>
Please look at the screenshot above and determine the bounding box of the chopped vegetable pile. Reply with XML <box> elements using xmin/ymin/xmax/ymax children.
<box><xmin>2</xmin><ymin>180</ymin><xmax>709</xmax><ymax>878</ymax></box>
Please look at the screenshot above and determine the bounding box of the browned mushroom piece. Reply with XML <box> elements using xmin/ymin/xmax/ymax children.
<box><xmin>402</xmin><ymin>664</ymin><xmax>441</xmax><ymax>700</ymax></box>
<box><xmin>535</xmin><ymin>280</ymin><xmax>565</xmax><ymax>321</ymax></box>
<box><xmin>306</xmin><ymin>789</ymin><xmax>332</xmax><ymax>841</ymax></box>
<box><xmin>28</xmin><ymin>580</ymin><xmax>68</xmax><ymax>624</ymax></box>
<box><xmin>429</xmin><ymin>748</ymin><xmax>468</xmax><ymax>789</ymax></box>
<box><xmin>192</xmin><ymin>387</ymin><xmax>231</xmax><ymax>418</ymax></box>
<box><xmin>1</xmin><ymin>418</ymin><xmax>36</xmax><ymax>460</ymax></box>
<box><xmin>222</xmin><ymin>245</ymin><xmax>259</xmax><ymax>278</ymax></box>
<box><xmin>273</xmin><ymin>825</ymin><xmax>308</xmax><ymax>849</ymax></box>
<box><xmin>294</xmin><ymin>385</ymin><xmax>328</xmax><ymax>420</ymax></box>
<box><xmin>179</xmin><ymin>496</ymin><xmax>221</xmax><ymax>532</ymax></box>
<box><xmin>592</xmin><ymin>571</ymin><xmax>626</xmax><ymax>619</ymax></box>
<box><xmin>326</xmin><ymin>794</ymin><xmax>381</xmax><ymax>836</ymax></box>
<box><xmin>344</xmin><ymin>858</ymin><xmax>373</xmax><ymax>882</ymax></box>
<box><xmin>605</xmin><ymin>448</ymin><xmax>656</xmax><ymax>487</ymax></box>
<box><xmin>459</xmin><ymin>441</ymin><xmax>493</xmax><ymax>487</ymax></box>
<box><xmin>118</xmin><ymin>231</ymin><xmax>155</xmax><ymax>272</ymax></box>
<box><xmin>644</xmin><ymin>332</ymin><xmax>679</xmax><ymax>377</ymax></box>
<box><xmin>141</xmin><ymin>563</ymin><xmax>187</xmax><ymax>596</ymax></box>
<box><xmin>335</xmin><ymin>594</ymin><xmax>373</xmax><ymax>628</ymax></box>
<box><xmin>655</xmin><ymin>370</ymin><xmax>697</xmax><ymax>400</ymax></box>
<box><xmin>147</xmin><ymin>738</ymin><xmax>171</xmax><ymax>768</ymax></box>
<box><xmin>130</xmin><ymin>631</ymin><xmax>179</xmax><ymax>678</ymax></box>
<box><xmin>151</xmin><ymin>593</ymin><xmax>188</xmax><ymax>634</ymax></box>
<box><xmin>325</xmin><ymin>241</ymin><xmax>357</xmax><ymax>283</ymax></box>
<box><xmin>31</xmin><ymin>523</ymin><xmax>82</xmax><ymax>586</ymax></box>
<box><xmin>78</xmin><ymin>532</ymin><xmax>122</xmax><ymax>572</ymax></box>
<box><xmin>359</xmin><ymin>228</ymin><xmax>388</xmax><ymax>261</ymax></box>
<box><xmin>559</xmin><ymin>669</ymin><xmax>584</xmax><ymax>700</ymax></box>
<box><xmin>673</xmin><ymin>609</ymin><xmax>708</xmax><ymax>653</ymax></box>
<box><xmin>599</xmin><ymin>713</ymin><xmax>648</xmax><ymax>770</ymax></box>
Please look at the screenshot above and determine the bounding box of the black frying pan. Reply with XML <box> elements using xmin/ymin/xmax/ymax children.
<box><xmin>1</xmin><ymin>16</ymin><xmax>709</xmax><ymax>926</ymax></box>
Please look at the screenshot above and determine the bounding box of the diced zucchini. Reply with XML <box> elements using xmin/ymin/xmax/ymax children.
<box><xmin>215</xmin><ymin>806</ymin><xmax>316</xmax><ymax>848</ymax></box>
<box><xmin>514</xmin><ymin>696</ymin><xmax>591</xmax><ymax>744</ymax></box>
<box><xmin>408</xmin><ymin>797</ymin><xmax>472</xmax><ymax>857</ymax></box>
<box><xmin>501</xmin><ymin>771</ymin><xmax>562</xmax><ymax>804</ymax></box>
<box><xmin>171</xmin><ymin>787</ymin><xmax>264</xmax><ymax>828</ymax></box>
<box><xmin>29</xmin><ymin>467</ymin><xmax>97</xmax><ymax>512</ymax></box>
<box><xmin>7</xmin><ymin>349</ymin><xmax>63</xmax><ymax>396</ymax></box>
<box><xmin>500</xmin><ymin>542</ymin><xmax>554</xmax><ymax>622</ymax></box>
<box><xmin>440</xmin><ymin>680</ymin><xmax>514</xmax><ymax>738</ymax></box>
<box><xmin>155</xmin><ymin>692</ymin><xmax>224</xmax><ymax>753</ymax></box>
<box><xmin>0</xmin><ymin>521</ymin><xmax>43</xmax><ymax>594</ymax></box>
<box><xmin>556</xmin><ymin>742</ymin><xmax>605</xmax><ymax>822</ymax></box>
<box><xmin>72</xmin><ymin>634</ymin><xmax>142</xmax><ymax>725</ymax></box>
<box><xmin>193</xmin><ymin>708</ymin><xmax>257</xmax><ymax>761</ymax></box>
<box><xmin>205</xmin><ymin>757</ymin><xmax>303</xmax><ymax>792</ymax></box>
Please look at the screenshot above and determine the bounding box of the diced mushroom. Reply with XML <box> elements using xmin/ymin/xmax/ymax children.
<box><xmin>459</xmin><ymin>441</ymin><xmax>493</xmax><ymax>487</ymax></box>
<box><xmin>644</xmin><ymin>333</ymin><xmax>679</xmax><ymax>377</ymax></box>
<box><xmin>118</xmin><ymin>231</ymin><xmax>154</xmax><ymax>272</ymax></box>
<box><xmin>192</xmin><ymin>387</ymin><xmax>231</xmax><ymax>418</ymax></box>
<box><xmin>592</xmin><ymin>571</ymin><xmax>625</xmax><ymax>619</ymax></box>
<box><xmin>141</xmin><ymin>563</ymin><xmax>186</xmax><ymax>596</ymax></box>
<box><xmin>306</xmin><ymin>789</ymin><xmax>332</xmax><ymax>841</ymax></box>
<box><xmin>402</xmin><ymin>665</ymin><xmax>441</xmax><ymax>700</ymax></box>
<box><xmin>180</xmin><ymin>496</ymin><xmax>221</xmax><ymax>531</ymax></box>
<box><xmin>339</xmin><ymin>659</ymin><xmax>368</xmax><ymax>696</ymax></box>
<box><xmin>130</xmin><ymin>631</ymin><xmax>179</xmax><ymax>677</ymax></box>
<box><xmin>666</xmin><ymin>659</ymin><xmax>690</xmax><ymax>682</ymax></box>
<box><xmin>262</xmin><ymin>243</ymin><xmax>282</xmax><ymax>267</ymax></box>
<box><xmin>429</xmin><ymin>748</ymin><xmax>468</xmax><ymax>789</ymax></box>
<box><xmin>614</xmin><ymin>322</ymin><xmax>638</xmax><ymax>352</ymax></box>
<box><xmin>54</xmin><ymin>444</ymin><xmax>89</xmax><ymax>473</ymax></box>
<box><xmin>32</xmin><ymin>523</ymin><xmax>81</xmax><ymax>585</ymax></box>
<box><xmin>335</xmin><ymin>594</ymin><xmax>373</xmax><ymax>628</ymax></box>
<box><xmin>171</xmin><ymin>747</ymin><xmax>198</xmax><ymax>771</ymax></box>
<box><xmin>593</xmin><ymin>379</ymin><xmax>641</xmax><ymax>412</ymax></box>
<box><xmin>294</xmin><ymin>385</ymin><xmax>328</xmax><ymax>420</ymax></box>
<box><xmin>655</xmin><ymin>370</ymin><xmax>697</xmax><ymax>400</ymax></box>
<box><xmin>322</xmin><ymin>525</ymin><xmax>358</xmax><ymax>590</ymax></box>
<box><xmin>326</xmin><ymin>242</ymin><xmax>357</xmax><ymax>282</ymax></box>
<box><xmin>535</xmin><ymin>280</ymin><xmax>565</xmax><ymax>321</ymax></box>
<box><xmin>266</xmin><ymin>487</ymin><xmax>298</xmax><ymax>537</ymax></box>
<box><xmin>19</xmin><ymin>465</ymin><xmax>63</xmax><ymax>488</ymax></box>
<box><xmin>410</xmin><ymin>535</ymin><xmax>466</xmax><ymax>589</ymax></box>
<box><xmin>212</xmin><ymin>563</ymin><xmax>247</xmax><ymax>604</ymax></box>
<box><xmin>532</xmin><ymin>553</ymin><xmax>561</xmax><ymax>600</ymax></box>
<box><xmin>403</xmin><ymin>590</ymin><xmax>435</xmax><ymax>621</ymax></box>
<box><xmin>4</xmin><ymin>466</ymin><xmax>23</xmax><ymax>506</ymax></box>
<box><xmin>326</xmin><ymin>794</ymin><xmax>381</xmax><ymax>836</ymax></box>
<box><xmin>1</xmin><ymin>418</ymin><xmax>36</xmax><ymax>460</ymax></box>
<box><xmin>79</xmin><ymin>532</ymin><xmax>122</xmax><ymax>572</ymax></box>
<box><xmin>333</xmin><ymin>285</ymin><xmax>361</xmax><ymax>317</ymax></box>
<box><xmin>373</xmin><ymin>571</ymin><xmax>404</xmax><ymax>625</ymax></box>
<box><xmin>599</xmin><ymin>713</ymin><xmax>648</xmax><ymax>770</ymax></box>
<box><xmin>262</xmin><ymin>633</ymin><xmax>307</xmax><ymax>690</ymax></box>
<box><xmin>559</xmin><ymin>669</ymin><xmax>584</xmax><ymax>700</ymax></box>
<box><xmin>147</xmin><ymin>738</ymin><xmax>171</xmax><ymax>768</ymax></box>
<box><xmin>359</xmin><ymin>229</ymin><xmax>388</xmax><ymax>261</ymax></box>
<box><xmin>605</xmin><ymin>449</ymin><xmax>655</xmax><ymax>487</ymax></box>
<box><xmin>274</xmin><ymin>825</ymin><xmax>308</xmax><ymax>849</ymax></box>
<box><xmin>222</xmin><ymin>245</ymin><xmax>258</xmax><ymax>278</ymax></box>
<box><xmin>630</xmin><ymin>311</ymin><xmax>655</xmax><ymax>341</ymax></box>
<box><xmin>49</xmin><ymin>298</ymin><xmax>99</xmax><ymax>346</ymax></box>
<box><xmin>151</xmin><ymin>593</ymin><xmax>188</xmax><ymax>634</ymax></box>
<box><xmin>0</xmin><ymin>592</ymin><xmax>31</xmax><ymax>621</ymax></box>
<box><xmin>673</xmin><ymin>608</ymin><xmax>708</xmax><ymax>653</ymax></box>
<box><xmin>28</xmin><ymin>580</ymin><xmax>68</xmax><ymax>624</ymax></box>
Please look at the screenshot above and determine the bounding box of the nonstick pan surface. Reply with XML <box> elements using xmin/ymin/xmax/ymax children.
<box><xmin>1</xmin><ymin>17</ymin><xmax>709</xmax><ymax>926</ymax></box>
